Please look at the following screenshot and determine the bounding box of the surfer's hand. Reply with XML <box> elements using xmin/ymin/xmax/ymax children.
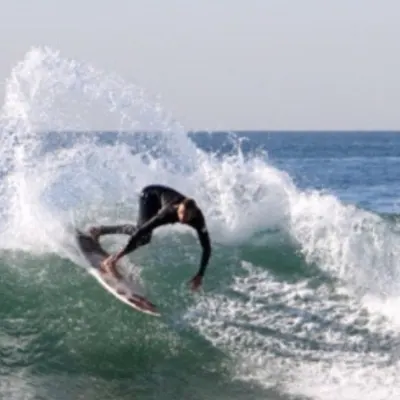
<box><xmin>189</xmin><ymin>275</ymin><xmax>202</xmax><ymax>291</ymax></box>
<box><xmin>101</xmin><ymin>254</ymin><xmax>123</xmax><ymax>278</ymax></box>
<box><xmin>101</xmin><ymin>255</ymin><xmax>116</xmax><ymax>271</ymax></box>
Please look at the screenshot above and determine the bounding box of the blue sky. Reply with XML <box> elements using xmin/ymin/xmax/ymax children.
<box><xmin>1</xmin><ymin>0</ymin><xmax>400</xmax><ymax>130</ymax></box>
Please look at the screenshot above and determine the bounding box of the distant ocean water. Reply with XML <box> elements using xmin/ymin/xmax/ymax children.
<box><xmin>1</xmin><ymin>47</ymin><xmax>400</xmax><ymax>400</ymax></box>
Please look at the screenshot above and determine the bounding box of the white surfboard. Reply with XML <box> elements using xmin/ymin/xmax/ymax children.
<box><xmin>75</xmin><ymin>229</ymin><xmax>160</xmax><ymax>317</ymax></box>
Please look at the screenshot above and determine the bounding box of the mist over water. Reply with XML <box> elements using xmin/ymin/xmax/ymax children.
<box><xmin>1</xmin><ymin>47</ymin><xmax>400</xmax><ymax>399</ymax></box>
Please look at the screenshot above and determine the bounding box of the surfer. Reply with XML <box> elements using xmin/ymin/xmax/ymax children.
<box><xmin>88</xmin><ymin>184</ymin><xmax>211</xmax><ymax>291</ymax></box>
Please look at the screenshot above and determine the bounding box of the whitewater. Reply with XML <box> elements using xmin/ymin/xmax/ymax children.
<box><xmin>0</xmin><ymin>47</ymin><xmax>400</xmax><ymax>400</ymax></box>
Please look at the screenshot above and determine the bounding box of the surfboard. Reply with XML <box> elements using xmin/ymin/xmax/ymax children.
<box><xmin>75</xmin><ymin>229</ymin><xmax>160</xmax><ymax>317</ymax></box>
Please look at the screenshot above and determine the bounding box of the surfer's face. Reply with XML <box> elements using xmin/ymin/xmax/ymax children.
<box><xmin>177</xmin><ymin>202</ymin><xmax>197</xmax><ymax>223</ymax></box>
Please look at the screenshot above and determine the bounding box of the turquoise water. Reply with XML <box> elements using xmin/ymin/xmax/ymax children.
<box><xmin>1</xmin><ymin>47</ymin><xmax>400</xmax><ymax>400</ymax></box>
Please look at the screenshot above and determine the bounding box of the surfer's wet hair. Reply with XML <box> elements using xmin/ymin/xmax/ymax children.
<box><xmin>181</xmin><ymin>197</ymin><xmax>197</xmax><ymax>210</ymax></box>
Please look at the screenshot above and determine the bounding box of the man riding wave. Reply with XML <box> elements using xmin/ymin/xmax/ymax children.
<box><xmin>88</xmin><ymin>184</ymin><xmax>212</xmax><ymax>291</ymax></box>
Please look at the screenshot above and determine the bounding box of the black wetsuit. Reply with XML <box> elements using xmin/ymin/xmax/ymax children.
<box><xmin>95</xmin><ymin>185</ymin><xmax>212</xmax><ymax>277</ymax></box>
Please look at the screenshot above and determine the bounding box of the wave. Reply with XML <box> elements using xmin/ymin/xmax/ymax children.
<box><xmin>2</xmin><ymin>46</ymin><xmax>400</xmax><ymax>399</ymax></box>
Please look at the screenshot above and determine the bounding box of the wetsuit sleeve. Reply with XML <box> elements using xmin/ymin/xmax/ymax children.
<box><xmin>195</xmin><ymin>223</ymin><xmax>211</xmax><ymax>277</ymax></box>
<box><xmin>119</xmin><ymin>208</ymin><xmax>170</xmax><ymax>257</ymax></box>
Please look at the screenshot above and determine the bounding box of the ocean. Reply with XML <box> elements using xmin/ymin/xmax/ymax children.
<box><xmin>1</xmin><ymin>47</ymin><xmax>400</xmax><ymax>400</ymax></box>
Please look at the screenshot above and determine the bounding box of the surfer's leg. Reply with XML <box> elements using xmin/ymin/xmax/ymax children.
<box><xmin>89</xmin><ymin>224</ymin><xmax>137</xmax><ymax>241</ymax></box>
<box><xmin>128</xmin><ymin>189</ymin><xmax>160</xmax><ymax>249</ymax></box>
<box><xmin>137</xmin><ymin>189</ymin><xmax>161</xmax><ymax>226</ymax></box>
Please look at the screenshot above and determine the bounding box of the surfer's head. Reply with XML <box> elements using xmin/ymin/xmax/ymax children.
<box><xmin>177</xmin><ymin>198</ymin><xmax>199</xmax><ymax>223</ymax></box>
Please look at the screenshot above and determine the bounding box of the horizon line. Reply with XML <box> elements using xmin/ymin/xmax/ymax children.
<box><xmin>25</xmin><ymin>129</ymin><xmax>400</xmax><ymax>133</ymax></box>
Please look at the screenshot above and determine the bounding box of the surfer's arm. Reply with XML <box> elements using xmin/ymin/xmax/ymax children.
<box><xmin>113</xmin><ymin>210</ymin><xmax>169</xmax><ymax>260</ymax></box>
<box><xmin>195</xmin><ymin>224</ymin><xmax>211</xmax><ymax>277</ymax></box>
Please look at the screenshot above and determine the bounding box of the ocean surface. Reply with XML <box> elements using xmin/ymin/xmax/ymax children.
<box><xmin>1</xmin><ymin>47</ymin><xmax>400</xmax><ymax>400</ymax></box>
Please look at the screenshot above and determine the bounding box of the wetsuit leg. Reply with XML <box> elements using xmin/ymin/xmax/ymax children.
<box><xmin>89</xmin><ymin>189</ymin><xmax>160</xmax><ymax>245</ymax></box>
<box><xmin>134</xmin><ymin>189</ymin><xmax>161</xmax><ymax>247</ymax></box>
<box><xmin>91</xmin><ymin>224</ymin><xmax>137</xmax><ymax>237</ymax></box>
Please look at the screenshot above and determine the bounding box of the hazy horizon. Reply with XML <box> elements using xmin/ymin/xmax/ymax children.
<box><xmin>2</xmin><ymin>1</ymin><xmax>400</xmax><ymax>131</ymax></box>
